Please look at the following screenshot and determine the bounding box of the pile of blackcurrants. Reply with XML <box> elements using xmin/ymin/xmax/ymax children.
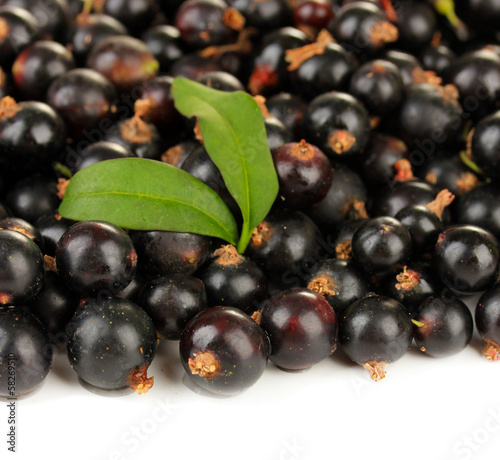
<box><xmin>1</xmin><ymin>0</ymin><xmax>500</xmax><ymax>398</ymax></box>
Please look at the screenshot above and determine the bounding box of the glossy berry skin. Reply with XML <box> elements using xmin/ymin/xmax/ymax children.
<box><xmin>447</xmin><ymin>49</ymin><xmax>500</xmax><ymax>121</ymax></box>
<box><xmin>266</xmin><ymin>92</ymin><xmax>307</xmax><ymax>139</ymax></box>
<box><xmin>289</xmin><ymin>42</ymin><xmax>356</xmax><ymax>100</ymax></box>
<box><xmin>138</xmin><ymin>274</ymin><xmax>207</xmax><ymax>340</ymax></box>
<box><xmin>12</xmin><ymin>40</ymin><xmax>75</xmax><ymax>100</ymax></box>
<box><xmin>97</xmin><ymin>0</ymin><xmax>159</xmax><ymax>36</ymax></box>
<box><xmin>413</xmin><ymin>296</ymin><xmax>473</xmax><ymax>358</ymax></box>
<box><xmin>0</xmin><ymin>229</ymin><xmax>45</xmax><ymax>306</ymax></box>
<box><xmin>395</xmin><ymin>1</ymin><xmax>436</xmax><ymax>51</ymax></box>
<box><xmin>293</xmin><ymin>0</ymin><xmax>334</xmax><ymax>31</ymax></box>
<box><xmin>0</xmin><ymin>6</ymin><xmax>39</xmax><ymax>67</ymax></box>
<box><xmin>259</xmin><ymin>287</ymin><xmax>337</xmax><ymax>371</ymax></box>
<box><xmin>170</xmin><ymin>54</ymin><xmax>222</xmax><ymax>80</ymax></box>
<box><xmin>330</xmin><ymin>2</ymin><xmax>397</xmax><ymax>57</ymax></box>
<box><xmin>56</xmin><ymin>220</ymin><xmax>137</xmax><ymax>295</ymax></box>
<box><xmin>131</xmin><ymin>230</ymin><xmax>211</xmax><ymax>278</ymax></box>
<box><xmin>470</xmin><ymin>111</ymin><xmax>500</xmax><ymax>180</ymax></box>
<box><xmin>272</xmin><ymin>141</ymin><xmax>332</xmax><ymax>209</ymax></box>
<box><xmin>339</xmin><ymin>295</ymin><xmax>413</xmax><ymax>380</ymax></box>
<box><xmin>476</xmin><ymin>285</ymin><xmax>500</xmax><ymax>361</ymax></box>
<box><xmin>0</xmin><ymin>99</ymin><xmax>66</xmax><ymax>177</ymax></box>
<box><xmin>348</xmin><ymin>59</ymin><xmax>404</xmax><ymax>117</ymax></box>
<box><xmin>420</xmin><ymin>44</ymin><xmax>455</xmax><ymax>79</ymax></box>
<box><xmin>302</xmin><ymin>91</ymin><xmax>370</xmax><ymax>157</ymax></box>
<box><xmin>197</xmin><ymin>70</ymin><xmax>245</xmax><ymax>92</ymax></box>
<box><xmin>396</xmin><ymin>83</ymin><xmax>463</xmax><ymax>154</ymax></box>
<box><xmin>264</xmin><ymin>115</ymin><xmax>293</xmax><ymax>151</ymax></box>
<box><xmin>197</xmin><ymin>246</ymin><xmax>268</xmax><ymax>314</ymax></box>
<box><xmin>0</xmin><ymin>308</ymin><xmax>52</xmax><ymax>397</ymax></box>
<box><xmin>179</xmin><ymin>306</ymin><xmax>269</xmax><ymax>396</ymax></box>
<box><xmin>381</xmin><ymin>262</ymin><xmax>443</xmax><ymax>316</ymax></box>
<box><xmin>246</xmin><ymin>210</ymin><xmax>323</xmax><ymax>287</ymax></box>
<box><xmin>228</xmin><ymin>0</ymin><xmax>291</xmax><ymax>30</ymax></box>
<box><xmin>66</xmin><ymin>13</ymin><xmax>128</xmax><ymax>65</ymax></box>
<box><xmin>352</xmin><ymin>216</ymin><xmax>412</xmax><ymax>277</ymax></box>
<box><xmin>46</xmin><ymin>68</ymin><xmax>117</xmax><ymax>141</ymax></box>
<box><xmin>71</xmin><ymin>141</ymin><xmax>135</xmax><ymax>173</ymax></box>
<box><xmin>455</xmin><ymin>184</ymin><xmax>500</xmax><ymax>240</ymax></box>
<box><xmin>5</xmin><ymin>174</ymin><xmax>60</xmax><ymax>224</ymax></box>
<box><xmin>86</xmin><ymin>35</ymin><xmax>159</xmax><ymax>93</ymax></box>
<box><xmin>175</xmin><ymin>0</ymin><xmax>237</xmax><ymax>51</ymax></box>
<box><xmin>141</xmin><ymin>25</ymin><xmax>183</xmax><ymax>73</ymax></box>
<box><xmin>360</xmin><ymin>134</ymin><xmax>409</xmax><ymax>190</ymax></box>
<box><xmin>395</xmin><ymin>205</ymin><xmax>443</xmax><ymax>256</ymax></box>
<box><xmin>305</xmin><ymin>259</ymin><xmax>370</xmax><ymax>317</ymax></box>
<box><xmin>0</xmin><ymin>217</ymin><xmax>43</xmax><ymax>249</ymax></box>
<box><xmin>29</xmin><ymin>271</ymin><xmax>78</xmax><ymax>346</ymax></box>
<box><xmin>307</xmin><ymin>164</ymin><xmax>367</xmax><ymax>232</ymax></box>
<box><xmin>435</xmin><ymin>225</ymin><xmax>500</xmax><ymax>295</ymax></box>
<box><xmin>66</xmin><ymin>296</ymin><xmax>156</xmax><ymax>392</ymax></box>
<box><xmin>372</xmin><ymin>180</ymin><xmax>437</xmax><ymax>218</ymax></box>
<box><xmin>35</xmin><ymin>212</ymin><xmax>75</xmax><ymax>257</ymax></box>
<box><xmin>383</xmin><ymin>49</ymin><xmax>422</xmax><ymax>87</ymax></box>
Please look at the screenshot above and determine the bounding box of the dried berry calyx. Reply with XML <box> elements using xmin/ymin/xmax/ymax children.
<box><xmin>363</xmin><ymin>360</ymin><xmax>388</xmax><ymax>381</ymax></box>
<box><xmin>188</xmin><ymin>351</ymin><xmax>222</xmax><ymax>379</ymax></box>
<box><xmin>214</xmin><ymin>244</ymin><xmax>243</xmax><ymax>266</ymax></box>
<box><xmin>122</xmin><ymin>100</ymin><xmax>153</xmax><ymax>144</ymax></box>
<box><xmin>370</xmin><ymin>21</ymin><xmax>398</xmax><ymax>46</ymax></box>
<box><xmin>253</xmin><ymin>95</ymin><xmax>272</xmax><ymax>119</ymax></box>
<box><xmin>128</xmin><ymin>365</ymin><xmax>154</xmax><ymax>394</ymax></box>
<box><xmin>393</xmin><ymin>159</ymin><xmax>414</xmax><ymax>182</ymax></box>
<box><xmin>426</xmin><ymin>189</ymin><xmax>455</xmax><ymax>219</ymax></box>
<box><xmin>336</xmin><ymin>240</ymin><xmax>352</xmax><ymax>260</ymax></box>
<box><xmin>251</xmin><ymin>222</ymin><xmax>272</xmax><ymax>247</ymax></box>
<box><xmin>328</xmin><ymin>130</ymin><xmax>357</xmax><ymax>154</ymax></box>
<box><xmin>307</xmin><ymin>274</ymin><xmax>337</xmax><ymax>297</ymax></box>
<box><xmin>290</xmin><ymin>139</ymin><xmax>315</xmax><ymax>160</ymax></box>
<box><xmin>0</xmin><ymin>96</ymin><xmax>19</xmax><ymax>120</ymax></box>
<box><xmin>395</xmin><ymin>266</ymin><xmax>420</xmax><ymax>291</ymax></box>
<box><xmin>455</xmin><ymin>172</ymin><xmax>479</xmax><ymax>195</ymax></box>
<box><xmin>57</xmin><ymin>178</ymin><xmax>70</xmax><ymax>200</ymax></box>
<box><xmin>285</xmin><ymin>29</ymin><xmax>334</xmax><ymax>71</ymax></box>
<box><xmin>222</xmin><ymin>7</ymin><xmax>245</xmax><ymax>31</ymax></box>
<box><xmin>482</xmin><ymin>339</ymin><xmax>500</xmax><ymax>362</ymax></box>
<box><xmin>162</xmin><ymin>145</ymin><xmax>185</xmax><ymax>165</ymax></box>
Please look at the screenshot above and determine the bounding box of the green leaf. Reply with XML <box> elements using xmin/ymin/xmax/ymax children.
<box><xmin>59</xmin><ymin>158</ymin><xmax>239</xmax><ymax>244</ymax></box>
<box><xmin>171</xmin><ymin>77</ymin><xmax>279</xmax><ymax>254</ymax></box>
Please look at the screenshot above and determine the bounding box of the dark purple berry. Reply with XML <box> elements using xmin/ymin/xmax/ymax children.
<box><xmin>66</xmin><ymin>296</ymin><xmax>156</xmax><ymax>393</ymax></box>
<box><xmin>179</xmin><ymin>306</ymin><xmax>269</xmax><ymax>396</ymax></box>
<box><xmin>258</xmin><ymin>287</ymin><xmax>337</xmax><ymax>370</ymax></box>
<box><xmin>476</xmin><ymin>284</ymin><xmax>500</xmax><ymax>362</ymax></box>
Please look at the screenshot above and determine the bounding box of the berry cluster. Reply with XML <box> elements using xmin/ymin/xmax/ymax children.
<box><xmin>1</xmin><ymin>0</ymin><xmax>500</xmax><ymax>398</ymax></box>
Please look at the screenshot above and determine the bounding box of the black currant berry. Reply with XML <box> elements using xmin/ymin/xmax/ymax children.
<box><xmin>197</xmin><ymin>244</ymin><xmax>268</xmax><ymax>314</ymax></box>
<box><xmin>382</xmin><ymin>49</ymin><xmax>422</xmax><ymax>86</ymax></box>
<box><xmin>420</xmin><ymin>44</ymin><xmax>455</xmax><ymax>79</ymax></box>
<box><xmin>302</xmin><ymin>91</ymin><xmax>370</xmax><ymax>157</ymax></box>
<box><xmin>0</xmin><ymin>308</ymin><xmax>52</xmax><ymax>397</ymax></box>
<box><xmin>29</xmin><ymin>271</ymin><xmax>78</xmax><ymax>346</ymax></box>
<box><xmin>179</xmin><ymin>306</ymin><xmax>269</xmax><ymax>396</ymax></box>
<box><xmin>395</xmin><ymin>189</ymin><xmax>455</xmax><ymax>257</ymax></box>
<box><xmin>434</xmin><ymin>225</ymin><xmax>500</xmax><ymax>294</ymax></box>
<box><xmin>339</xmin><ymin>295</ymin><xmax>413</xmax><ymax>381</ymax></box>
<box><xmin>66</xmin><ymin>296</ymin><xmax>156</xmax><ymax>393</ymax></box>
<box><xmin>470</xmin><ymin>110</ymin><xmax>500</xmax><ymax>180</ymax></box>
<box><xmin>0</xmin><ymin>97</ymin><xmax>66</xmax><ymax>177</ymax></box>
<box><xmin>0</xmin><ymin>6</ymin><xmax>39</xmax><ymax>67</ymax></box>
<box><xmin>46</xmin><ymin>68</ymin><xmax>117</xmax><ymax>141</ymax></box>
<box><xmin>56</xmin><ymin>220</ymin><xmax>137</xmax><ymax>295</ymax></box>
<box><xmin>12</xmin><ymin>40</ymin><xmax>75</xmax><ymax>100</ymax></box>
<box><xmin>306</xmin><ymin>258</ymin><xmax>370</xmax><ymax>317</ymax></box>
<box><xmin>307</xmin><ymin>164</ymin><xmax>368</xmax><ymax>232</ymax></box>
<box><xmin>246</xmin><ymin>210</ymin><xmax>323</xmax><ymax>287</ymax></box>
<box><xmin>476</xmin><ymin>284</ymin><xmax>500</xmax><ymax>361</ymax></box>
<box><xmin>35</xmin><ymin>212</ymin><xmax>75</xmax><ymax>257</ymax></box>
<box><xmin>137</xmin><ymin>273</ymin><xmax>207</xmax><ymax>341</ymax></box>
<box><xmin>66</xmin><ymin>12</ymin><xmax>128</xmax><ymax>66</ymax></box>
<box><xmin>413</xmin><ymin>296</ymin><xmax>473</xmax><ymax>358</ymax></box>
<box><xmin>381</xmin><ymin>262</ymin><xmax>443</xmax><ymax>316</ymax></box>
<box><xmin>198</xmin><ymin>70</ymin><xmax>245</xmax><ymax>92</ymax></box>
<box><xmin>257</xmin><ymin>287</ymin><xmax>338</xmax><ymax>371</ymax></box>
<box><xmin>348</xmin><ymin>59</ymin><xmax>404</xmax><ymax>117</ymax></box>
<box><xmin>454</xmin><ymin>183</ymin><xmax>500</xmax><ymax>240</ymax></box>
<box><xmin>141</xmin><ymin>25</ymin><xmax>184</xmax><ymax>73</ymax></box>
<box><xmin>5</xmin><ymin>174</ymin><xmax>60</xmax><ymax>224</ymax></box>
<box><xmin>71</xmin><ymin>141</ymin><xmax>135</xmax><ymax>173</ymax></box>
<box><xmin>272</xmin><ymin>140</ymin><xmax>332</xmax><ymax>209</ymax></box>
<box><xmin>86</xmin><ymin>35</ymin><xmax>159</xmax><ymax>93</ymax></box>
<box><xmin>266</xmin><ymin>92</ymin><xmax>307</xmax><ymax>139</ymax></box>
<box><xmin>131</xmin><ymin>229</ymin><xmax>211</xmax><ymax>278</ymax></box>
<box><xmin>0</xmin><ymin>216</ymin><xmax>42</xmax><ymax>250</ymax></box>
<box><xmin>227</xmin><ymin>0</ymin><xmax>292</xmax><ymax>31</ymax></box>
<box><xmin>395</xmin><ymin>1</ymin><xmax>437</xmax><ymax>51</ymax></box>
<box><xmin>352</xmin><ymin>216</ymin><xmax>412</xmax><ymax>276</ymax></box>
<box><xmin>0</xmin><ymin>229</ymin><xmax>44</xmax><ymax>306</ymax></box>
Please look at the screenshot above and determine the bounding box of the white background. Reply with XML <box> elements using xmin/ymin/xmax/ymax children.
<box><xmin>2</xmin><ymin>293</ymin><xmax>500</xmax><ymax>460</ymax></box>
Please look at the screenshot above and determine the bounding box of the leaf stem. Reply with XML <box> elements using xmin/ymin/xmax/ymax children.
<box><xmin>236</xmin><ymin>221</ymin><xmax>251</xmax><ymax>254</ymax></box>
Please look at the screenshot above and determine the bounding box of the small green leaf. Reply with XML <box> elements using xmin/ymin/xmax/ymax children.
<box><xmin>171</xmin><ymin>77</ymin><xmax>279</xmax><ymax>254</ymax></box>
<box><xmin>59</xmin><ymin>158</ymin><xmax>239</xmax><ymax>244</ymax></box>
